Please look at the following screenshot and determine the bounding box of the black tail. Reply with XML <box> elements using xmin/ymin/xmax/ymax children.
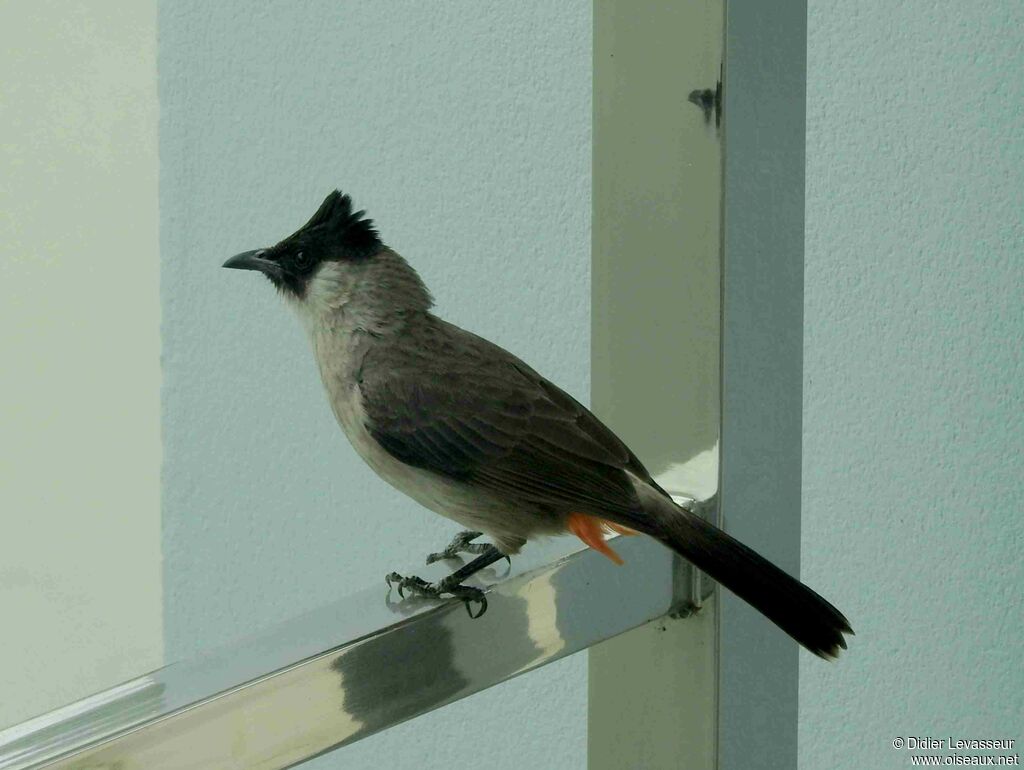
<box><xmin>635</xmin><ymin>497</ymin><xmax>853</xmax><ymax>658</ymax></box>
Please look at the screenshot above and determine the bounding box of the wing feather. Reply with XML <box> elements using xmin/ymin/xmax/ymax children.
<box><xmin>359</xmin><ymin>317</ymin><xmax>652</xmax><ymax>520</ymax></box>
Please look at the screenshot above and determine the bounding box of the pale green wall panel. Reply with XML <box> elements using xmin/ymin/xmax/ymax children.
<box><xmin>802</xmin><ymin>2</ymin><xmax>1024</xmax><ymax>767</ymax></box>
<box><xmin>158</xmin><ymin>3</ymin><xmax>591</xmax><ymax>768</ymax></box>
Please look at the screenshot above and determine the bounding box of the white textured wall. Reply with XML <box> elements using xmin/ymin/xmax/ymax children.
<box><xmin>0</xmin><ymin>1</ymin><xmax>162</xmax><ymax>727</ymax></box>
<box><xmin>159</xmin><ymin>3</ymin><xmax>590</xmax><ymax>768</ymax></box>
<box><xmin>802</xmin><ymin>2</ymin><xmax>1023</xmax><ymax>768</ymax></box>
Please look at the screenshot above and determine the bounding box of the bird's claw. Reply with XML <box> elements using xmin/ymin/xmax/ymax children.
<box><xmin>441</xmin><ymin>582</ymin><xmax>488</xmax><ymax>618</ymax></box>
<box><xmin>385</xmin><ymin>571</ymin><xmax>431</xmax><ymax>599</ymax></box>
<box><xmin>385</xmin><ymin>571</ymin><xmax>488</xmax><ymax>618</ymax></box>
<box><xmin>425</xmin><ymin>530</ymin><xmax>494</xmax><ymax>565</ymax></box>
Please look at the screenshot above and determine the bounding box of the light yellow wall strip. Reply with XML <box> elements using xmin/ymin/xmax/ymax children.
<box><xmin>0</xmin><ymin>0</ymin><xmax>162</xmax><ymax>726</ymax></box>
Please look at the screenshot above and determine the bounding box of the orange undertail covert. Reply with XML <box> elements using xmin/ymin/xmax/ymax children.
<box><xmin>566</xmin><ymin>512</ymin><xmax>638</xmax><ymax>565</ymax></box>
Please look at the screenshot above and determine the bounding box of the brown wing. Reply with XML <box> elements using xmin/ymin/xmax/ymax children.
<box><xmin>359</xmin><ymin>317</ymin><xmax>653</xmax><ymax>521</ymax></box>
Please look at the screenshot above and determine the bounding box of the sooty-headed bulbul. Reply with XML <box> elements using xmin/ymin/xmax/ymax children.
<box><xmin>224</xmin><ymin>191</ymin><xmax>853</xmax><ymax>658</ymax></box>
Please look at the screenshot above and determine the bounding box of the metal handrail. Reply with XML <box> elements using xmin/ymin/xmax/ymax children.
<box><xmin>1</xmin><ymin>511</ymin><xmax>705</xmax><ymax>770</ymax></box>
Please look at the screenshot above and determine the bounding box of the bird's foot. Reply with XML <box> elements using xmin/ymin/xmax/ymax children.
<box><xmin>426</xmin><ymin>530</ymin><xmax>508</xmax><ymax>566</ymax></box>
<box><xmin>385</xmin><ymin>571</ymin><xmax>488</xmax><ymax>618</ymax></box>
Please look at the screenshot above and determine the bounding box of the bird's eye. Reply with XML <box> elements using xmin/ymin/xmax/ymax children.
<box><xmin>294</xmin><ymin>251</ymin><xmax>310</xmax><ymax>268</ymax></box>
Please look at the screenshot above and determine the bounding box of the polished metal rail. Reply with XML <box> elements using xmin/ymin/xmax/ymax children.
<box><xmin>0</xmin><ymin>505</ymin><xmax>707</xmax><ymax>770</ymax></box>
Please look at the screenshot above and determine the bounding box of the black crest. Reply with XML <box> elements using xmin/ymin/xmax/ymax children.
<box><xmin>289</xmin><ymin>190</ymin><xmax>382</xmax><ymax>261</ymax></box>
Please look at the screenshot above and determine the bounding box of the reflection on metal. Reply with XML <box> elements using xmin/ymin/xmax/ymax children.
<box><xmin>0</xmin><ymin>528</ymin><xmax>701</xmax><ymax>770</ymax></box>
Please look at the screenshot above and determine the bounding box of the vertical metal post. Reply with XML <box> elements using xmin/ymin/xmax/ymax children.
<box><xmin>719</xmin><ymin>3</ymin><xmax>807</xmax><ymax>769</ymax></box>
<box><xmin>589</xmin><ymin>1</ymin><xmax>724</xmax><ymax>768</ymax></box>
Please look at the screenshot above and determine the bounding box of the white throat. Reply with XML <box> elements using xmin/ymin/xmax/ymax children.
<box><xmin>284</xmin><ymin>261</ymin><xmax>352</xmax><ymax>336</ymax></box>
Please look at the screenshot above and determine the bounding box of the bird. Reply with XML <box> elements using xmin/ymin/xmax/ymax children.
<box><xmin>223</xmin><ymin>190</ymin><xmax>853</xmax><ymax>658</ymax></box>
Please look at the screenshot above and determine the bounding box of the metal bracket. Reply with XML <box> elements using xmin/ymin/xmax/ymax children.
<box><xmin>667</xmin><ymin>492</ymin><xmax>720</xmax><ymax>618</ymax></box>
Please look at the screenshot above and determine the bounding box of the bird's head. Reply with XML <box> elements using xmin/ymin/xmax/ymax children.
<box><xmin>223</xmin><ymin>190</ymin><xmax>382</xmax><ymax>298</ymax></box>
<box><xmin>224</xmin><ymin>190</ymin><xmax>431</xmax><ymax>329</ymax></box>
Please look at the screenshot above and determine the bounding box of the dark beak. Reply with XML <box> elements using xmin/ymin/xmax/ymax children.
<box><xmin>223</xmin><ymin>249</ymin><xmax>281</xmax><ymax>279</ymax></box>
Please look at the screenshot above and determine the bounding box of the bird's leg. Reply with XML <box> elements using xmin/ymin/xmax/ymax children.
<box><xmin>425</xmin><ymin>530</ymin><xmax>502</xmax><ymax>565</ymax></box>
<box><xmin>386</xmin><ymin>545</ymin><xmax>509</xmax><ymax>618</ymax></box>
